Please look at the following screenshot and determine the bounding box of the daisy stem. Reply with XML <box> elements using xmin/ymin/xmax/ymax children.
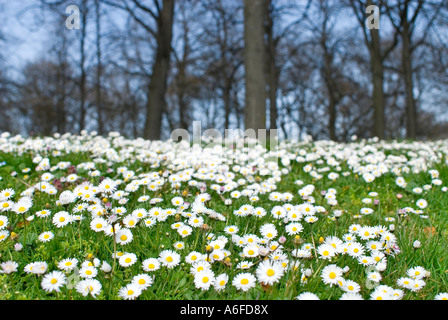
<box><xmin>111</xmin><ymin>223</ymin><xmax>117</xmax><ymax>276</ymax></box>
<box><xmin>310</xmin><ymin>225</ymin><xmax>318</xmax><ymax>258</ymax></box>
<box><xmin>23</xmin><ymin>214</ymin><xmax>27</xmax><ymax>244</ymax></box>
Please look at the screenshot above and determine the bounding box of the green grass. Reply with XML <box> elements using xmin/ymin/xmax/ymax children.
<box><xmin>0</xmin><ymin>137</ymin><xmax>447</xmax><ymax>300</ymax></box>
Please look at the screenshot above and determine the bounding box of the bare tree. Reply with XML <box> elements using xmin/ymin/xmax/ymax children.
<box><xmin>383</xmin><ymin>0</ymin><xmax>446</xmax><ymax>139</ymax></box>
<box><xmin>104</xmin><ymin>0</ymin><xmax>175</xmax><ymax>140</ymax></box>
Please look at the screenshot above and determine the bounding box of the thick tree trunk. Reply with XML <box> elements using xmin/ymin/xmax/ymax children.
<box><xmin>244</xmin><ymin>0</ymin><xmax>266</xmax><ymax>132</ymax></box>
<box><xmin>266</xmin><ymin>0</ymin><xmax>277</xmax><ymax>132</ymax></box>
<box><xmin>143</xmin><ymin>0</ymin><xmax>175</xmax><ymax>141</ymax></box>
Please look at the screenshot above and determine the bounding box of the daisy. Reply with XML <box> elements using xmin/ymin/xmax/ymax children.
<box><xmin>119</xmin><ymin>253</ymin><xmax>138</xmax><ymax>268</ymax></box>
<box><xmin>358</xmin><ymin>256</ymin><xmax>375</xmax><ymax>266</ymax></box>
<box><xmin>397</xmin><ymin>277</ymin><xmax>414</xmax><ymax>289</ymax></box>
<box><xmin>79</xmin><ymin>266</ymin><xmax>98</xmax><ymax>279</ymax></box>
<box><xmin>143</xmin><ymin>217</ymin><xmax>156</xmax><ymax>228</ymax></box>
<box><xmin>236</xmin><ymin>261</ymin><xmax>254</xmax><ymax>270</ymax></box>
<box><xmin>243</xmin><ymin>244</ymin><xmax>259</xmax><ymax>258</ymax></box>
<box><xmin>0</xmin><ymin>188</ymin><xmax>15</xmax><ymax>200</ymax></box>
<box><xmin>178</xmin><ymin>225</ymin><xmax>193</xmax><ymax>238</ymax></box>
<box><xmin>188</xmin><ymin>216</ymin><xmax>204</xmax><ymax>228</ymax></box>
<box><xmin>321</xmin><ymin>264</ymin><xmax>344</xmax><ymax>286</ymax></box>
<box><xmin>115</xmin><ymin>228</ymin><xmax>133</xmax><ymax>245</ymax></box>
<box><xmin>209</xmin><ymin>249</ymin><xmax>225</xmax><ymax>262</ymax></box>
<box><xmin>58</xmin><ymin>258</ymin><xmax>79</xmax><ymax>271</ymax></box>
<box><xmin>224</xmin><ymin>225</ymin><xmax>239</xmax><ymax>235</ymax></box>
<box><xmin>367</xmin><ymin>271</ymin><xmax>382</xmax><ymax>283</ymax></box>
<box><xmin>190</xmin><ymin>261</ymin><xmax>212</xmax><ymax>275</ymax></box>
<box><xmin>194</xmin><ymin>269</ymin><xmax>215</xmax><ymax>290</ymax></box>
<box><xmin>142</xmin><ymin>258</ymin><xmax>161</xmax><ymax>272</ymax></box>
<box><xmin>0</xmin><ymin>215</ymin><xmax>8</xmax><ymax>230</ymax></box>
<box><xmin>24</xmin><ymin>261</ymin><xmax>48</xmax><ymax>275</ymax></box>
<box><xmin>370</xmin><ymin>291</ymin><xmax>392</xmax><ymax>300</ymax></box>
<box><xmin>271</xmin><ymin>206</ymin><xmax>286</xmax><ymax>219</ymax></box>
<box><xmin>435</xmin><ymin>293</ymin><xmax>448</xmax><ymax>300</ymax></box>
<box><xmin>214</xmin><ymin>273</ymin><xmax>229</xmax><ymax>291</ymax></box>
<box><xmin>118</xmin><ymin>283</ymin><xmax>142</xmax><ymax>300</ymax></box>
<box><xmin>0</xmin><ymin>200</ymin><xmax>13</xmax><ymax>212</ymax></box>
<box><xmin>173</xmin><ymin>241</ymin><xmax>185</xmax><ymax>250</ymax></box>
<box><xmin>185</xmin><ymin>251</ymin><xmax>205</xmax><ymax>264</ymax></box>
<box><xmin>41</xmin><ymin>271</ymin><xmax>66</xmax><ymax>293</ymax></box>
<box><xmin>252</xmin><ymin>207</ymin><xmax>267</xmax><ymax>218</ymax></box>
<box><xmin>347</xmin><ymin>242</ymin><xmax>365</xmax><ymax>257</ymax></box>
<box><xmin>407</xmin><ymin>266</ymin><xmax>427</xmax><ymax>279</ymax></box>
<box><xmin>38</xmin><ymin>231</ymin><xmax>55</xmax><ymax>243</ymax></box>
<box><xmin>295</xmin><ymin>292</ymin><xmax>320</xmax><ymax>300</ymax></box>
<box><xmin>232</xmin><ymin>272</ymin><xmax>257</xmax><ymax>292</ymax></box>
<box><xmin>291</xmin><ymin>249</ymin><xmax>312</xmax><ymax>259</ymax></box>
<box><xmin>131</xmin><ymin>274</ymin><xmax>153</xmax><ymax>290</ymax></box>
<box><xmin>410</xmin><ymin>279</ymin><xmax>426</xmax><ymax>292</ymax></box>
<box><xmin>52</xmin><ymin>211</ymin><xmax>72</xmax><ymax>228</ymax></box>
<box><xmin>255</xmin><ymin>260</ymin><xmax>285</xmax><ymax>285</ymax></box>
<box><xmin>35</xmin><ymin>210</ymin><xmax>51</xmax><ymax>218</ymax></box>
<box><xmin>285</xmin><ymin>222</ymin><xmax>303</xmax><ymax>236</ymax></box>
<box><xmin>341</xmin><ymin>280</ymin><xmax>361</xmax><ymax>293</ymax></box>
<box><xmin>339</xmin><ymin>292</ymin><xmax>364</xmax><ymax>300</ymax></box>
<box><xmin>123</xmin><ymin>215</ymin><xmax>139</xmax><ymax>228</ymax></box>
<box><xmin>416</xmin><ymin>199</ymin><xmax>428</xmax><ymax>209</ymax></box>
<box><xmin>98</xmin><ymin>178</ymin><xmax>117</xmax><ymax>194</ymax></box>
<box><xmin>317</xmin><ymin>244</ymin><xmax>337</xmax><ymax>260</ymax></box>
<box><xmin>90</xmin><ymin>218</ymin><xmax>107</xmax><ymax>232</ymax></box>
<box><xmin>12</xmin><ymin>197</ymin><xmax>33</xmax><ymax>214</ymax></box>
<box><xmin>304</xmin><ymin>216</ymin><xmax>318</xmax><ymax>223</ymax></box>
<box><xmin>0</xmin><ymin>261</ymin><xmax>19</xmax><ymax>274</ymax></box>
<box><xmin>259</xmin><ymin>223</ymin><xmax>278</xmax><ymax>240</ymax></box>
<box><xmin>158</xmin><ymin>250</ymin><xmax>181</xmax><ymax>269</ymax></box>
<box><xmin>76</xmin><ymin>279</ymin><xmax>102</xmax><ymax>298</ymax></box>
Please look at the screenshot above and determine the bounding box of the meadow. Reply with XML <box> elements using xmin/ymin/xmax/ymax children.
<box><xmin>0</xmin><ymin>131</ymin><xmax>447</xmax><ymax>300</ymax></box>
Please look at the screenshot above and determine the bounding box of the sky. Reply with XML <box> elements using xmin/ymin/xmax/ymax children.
<box><xmin>2</xmin><ymin>1</ymin><xmax>50</xmax><ymax>72</ymax></box>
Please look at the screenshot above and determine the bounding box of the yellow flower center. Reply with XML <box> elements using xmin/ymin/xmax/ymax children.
<box><xmin>241</xmin><ymin>279</ymin><xmax>249</xmax><ymax>285</ymax></box>
<box><xmin>267</xmin><ymin>269</ymin><xmax>275</xmax><ymax>277</ymax></box>
<box><xmin>329</xmin><ymin>272</ymin><xmax>336</xmax><ymax>279</ymax></box>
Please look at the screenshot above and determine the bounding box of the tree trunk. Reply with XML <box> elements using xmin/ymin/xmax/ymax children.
<box><xmin>370</xmin><ymin>26</ymin><xmax>385</xmax><ymax>140</ymax></box>
<box><xmin>79</xmin><ymin>0</ymin><xmax>87</xmax><ymax>132</ymax></box>
<box><xmin>402</xmin><ymin>20</ymin><xmax>417</xmax><ymax>140</ymax></box>
<box><xmin>244</xmin><ymin>0</ymin><xmax>266</xmax><ymax>132</ymax></box>
<box><xmin>266</xmin><ymin>0</ymin><xmax>277</xmax><ymax>132</ymax></box>
<box><xmin>143</xmin><ymin>0</ymin><xmax>175</xmax><ymax>141</ymax></box>
<box><xmin>95</xmin><ymin>0</ymin><xmax>103</xmax><ymax>135</ymax></box>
